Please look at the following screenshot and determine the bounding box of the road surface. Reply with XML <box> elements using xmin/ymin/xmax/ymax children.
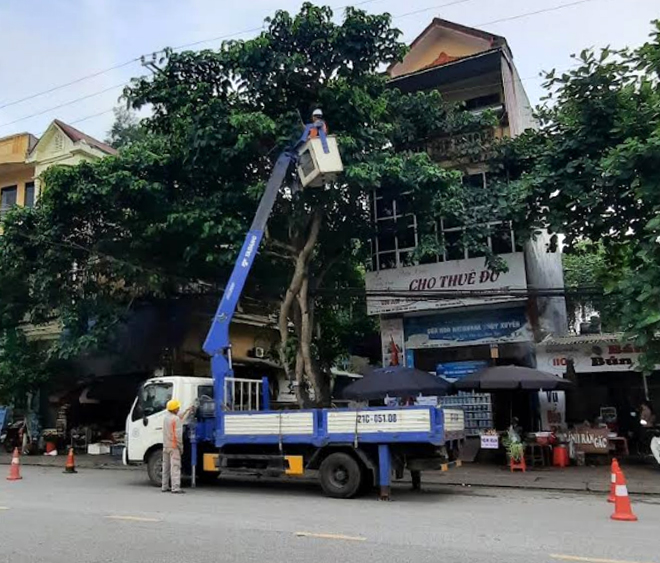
<box><xmin>1</xmin><ymin>466</ymin><xmax>658</xmax><ymax>563</ymax></box>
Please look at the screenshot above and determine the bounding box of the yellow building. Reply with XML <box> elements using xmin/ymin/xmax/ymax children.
<box><xmin>0</xmin><ymin>119</ymin><xmax>117</xmax><ymax>217</ymax></box>
<box><xmin>0</xmin><ymin>132</ymin><xmax>38</xmax><ymax>217</ymax></box>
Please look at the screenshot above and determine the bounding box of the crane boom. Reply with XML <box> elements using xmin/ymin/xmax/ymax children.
<box><xmin>202</xmin><ymin>150</ymin><xmax>294</xmax><ymax>357</ymax></box>
<box><xmin>202</xmin><ymin>118</ymin><xmax>340</xmax><ymax>410</ymax></box>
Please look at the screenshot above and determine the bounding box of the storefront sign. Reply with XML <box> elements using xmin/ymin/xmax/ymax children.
<box><xmin>380</xmin><ymin>317</ymin><xmax>405</xmax><ymax>367</ymax></box>
<box><xmin>558</xmin><ymin>427</ymin><xmax>610</xmax><ymax>454</ymax></box>
<box><xmin>537</xmin><ymin>342</ymin><xmax>644</xmax><ymax>375</ymax></box>
<box><xmin>365</xmin><ymin>253</ymin><xmax>527</xmax><ymax>315</ymax></box>
<box><xmin>404</xmin><ymin>308</ymin><xmax>532</xmax><ymax>349</ymax></box>
<box><xmin>436</xmin><ymin>361</ymin><xmax>488</xmax><ymax>380</ymax></box>
<box><xmin>480</xmin><ymin>435</ymin><xmax>500</xmax><ymax>449</ymax></box>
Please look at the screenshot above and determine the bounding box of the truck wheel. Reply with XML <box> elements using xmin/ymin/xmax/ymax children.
<box><xmin>146</xmin><ymin>449</ymin><xmax>163</xmax><ymax>487</ymax></box>
<box><xmin>319</xmin><ymin>453</ymin><xmax>362</xmax><ymax>499</ymax></box>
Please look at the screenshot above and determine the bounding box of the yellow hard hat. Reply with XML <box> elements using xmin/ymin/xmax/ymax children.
<box><xmin>166</xmin><ymin>399</ymin><xmax>181</xmax><ymax>412</ymax></box>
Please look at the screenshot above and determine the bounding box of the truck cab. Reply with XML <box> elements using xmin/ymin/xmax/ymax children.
<box><xmin>124</xmin><ymin>376</ymin><xmax>213</xmax><ymax>484</ymax></box>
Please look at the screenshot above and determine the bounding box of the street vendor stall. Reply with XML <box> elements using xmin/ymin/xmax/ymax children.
<box><xmin>451</xmin><ymin>365</ymin><xmax>572</xmax><ymax>469</ymax></box>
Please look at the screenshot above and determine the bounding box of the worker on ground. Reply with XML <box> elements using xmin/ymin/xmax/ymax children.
<box><xmin>162</xmin><ymin>399</ymin><xmax>193</xmax><ymax>494</ymax></box>
<box><xmin>308</xmin><ymin>108</ymin><xmax>328</xmax><ymax>138</ymax></box>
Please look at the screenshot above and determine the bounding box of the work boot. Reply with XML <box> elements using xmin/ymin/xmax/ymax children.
<box><xmin>171</xmin><ymin>490</ymin><xmax>186</xmax><ymax>494</ymax></box>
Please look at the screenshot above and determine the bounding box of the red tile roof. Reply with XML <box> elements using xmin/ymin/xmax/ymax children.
<box><xmin>53</xmin><ymin>119</ymin><xmax>117</xmax><ymax>156</ymax></box>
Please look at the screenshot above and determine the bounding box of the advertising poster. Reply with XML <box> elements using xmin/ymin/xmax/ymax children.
<box><xmin>380</xmin><ymin>317</ymin><xmax>405</xmax><ymax>367</ymax></box>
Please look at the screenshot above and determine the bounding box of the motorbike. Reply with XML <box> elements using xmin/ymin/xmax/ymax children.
<box><xmin>1</xmin><ymin>420</ymin><xmax>24</xmax><ymax>453</ymax></box>
<box><xmin>640</xmin><ymin>418</ymin><xmax>660</xmax><ymax>467</ymax></box>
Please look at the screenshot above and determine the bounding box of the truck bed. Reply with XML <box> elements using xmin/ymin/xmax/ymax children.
<box><xmin>202</xmin><ymin>406</ymin><xmax>465</xmax><ymax>447</ymax></box>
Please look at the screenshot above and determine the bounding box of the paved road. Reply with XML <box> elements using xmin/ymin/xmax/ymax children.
<box><xmin>1</xmin><ymin>467</ymin><xmax>658</xmax><ymax>563</ymax></box>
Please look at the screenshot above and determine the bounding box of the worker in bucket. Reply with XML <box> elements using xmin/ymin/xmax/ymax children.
<box><xmin>162</xmin><ymin>399</ymin><xmax>193</xmax><ymax>494</ymax></box>
<box><xmin>308</xmin><ymin>108</ymin><xmax>327</xmax><ymax>138</ymax></box>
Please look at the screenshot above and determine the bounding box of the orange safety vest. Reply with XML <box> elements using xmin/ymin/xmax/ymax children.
<box><xmin>309</xmin><ymin>120</ymin><xmax>328</xmax><ymax>138</ymax></box>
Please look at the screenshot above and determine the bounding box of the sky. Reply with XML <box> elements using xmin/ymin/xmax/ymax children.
<box><xmin>0</xmin><ymin>0</ymin><xmax>658</xmax><ymax>142</ymax></box>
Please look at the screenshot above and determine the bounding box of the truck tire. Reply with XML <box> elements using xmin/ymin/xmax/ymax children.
<box><xmin>146</xmin><ymin>448</ymin><xmax>163</xmax><ymax>487</ymax></box>
<box><xmin>319</xmin><ymin>453</ymin><xmax>363</xmax><ymax>499</ymax></box>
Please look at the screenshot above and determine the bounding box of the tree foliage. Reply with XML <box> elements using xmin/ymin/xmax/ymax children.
<box><xmin>0</xmin><ymin>4</ymin><xmax>502</xmax><ymax>405</ymax></box>
<box><xmin>494</xmin><ymin>21</ymin><xmax>660</xmax><ymax>368</ymax></box>
<box><xmin>106</xmin><ymin>105</ymin><xmax>148</xmax><ymax>149</ymax></box>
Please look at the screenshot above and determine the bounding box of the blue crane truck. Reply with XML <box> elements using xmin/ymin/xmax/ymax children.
<box><xmin>124</xmin><ymin>120</ymin><xmax>465</xmax><ymax>499</ymax></box>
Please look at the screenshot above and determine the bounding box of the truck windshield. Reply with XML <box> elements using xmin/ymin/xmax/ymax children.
<box><xmin>133</xmin><ymin>382</ymin><xmax>173</xmax><ymax>420</ymax></box>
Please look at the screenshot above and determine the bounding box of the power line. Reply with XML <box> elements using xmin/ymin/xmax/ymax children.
<box><xmin>0</xmin><ymin>83</ymin><xmax>126</xmax><ymax>130</ymax></box>
<box><xmin>0</xmin><ymin>0</ymin><xmax>385</xmax><ymax>115</ymax></box>
<box><xmin>0</xmin><ymin>0</ymin><xmax>610</xmax><ymax>134</ymax></box>
<box><xmin>394</xmin><ymin>0</ymin><xmax>478</xmax><ymax>20</ymax></box>
<box><xmin>69</xmin><ymin>108</ymin><xmax>116</xmax><ymax>126</ymax></box>
<box><xmin>0</xmin><ymin>59</ymin><xmax>139</xmax><ymax>113</ymax></box>
<box><xmin>475</xmin><ymin>0</ymin><xmax>607</xmax><ymax>27</ymax></box>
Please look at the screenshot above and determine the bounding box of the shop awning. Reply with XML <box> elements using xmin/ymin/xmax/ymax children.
<box><xmin>454</xmin><ymin>365</ymin><xmax>573</xmax><ymax>390</ymax></box>
<box><xmin>342</xmin><ymin>365</ymin><xmax>452</xmax><ymax>400</ymax></box>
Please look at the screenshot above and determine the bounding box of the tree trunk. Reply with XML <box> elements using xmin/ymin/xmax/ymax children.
<box><xmin>277</xmin><ymin>212</ymin><xmax>323</xmax><ymax>408</ymax></box>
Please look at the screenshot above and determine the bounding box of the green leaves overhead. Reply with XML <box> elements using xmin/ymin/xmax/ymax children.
<box><xmin>493</xmin><ymin>20</ymin><xmax>660</xmax><ymax>366</ymax></box>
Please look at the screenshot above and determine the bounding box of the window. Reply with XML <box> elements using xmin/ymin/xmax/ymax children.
<box><xmin>132</xmin><ymin>382</ymin><xmax>173</xmax><ymax>421</ymax></box>
<box><xmin>369</xmin><ymin>174</ymin><xmax>519</xmax><ymax>271</ymax></box>
<box><xmin>54</xmin><ymin>133</ymin><xmax>64</xmax><ymax>152</ymax></box>
<box><xmin>464</xmin><ymin>93</ymin><xmax>501</xmax><ymax>111</ymax></box>
<box><xmin>24</xmin><ymin>182</ymin><xmax>35</xmax><ymax>208</ymax></box>
<box><xmin>0</xmin><ymin>186</ymin><xmax>17</xmax><ymax>217</ymax></box>
<box><xmin>372</xmin><ymin>190</ymin><xmax>420</xmax><ymax>270</ymax></box>
<box><xmin>197</xmin><ymin>385</ymin><xmax>214</xmax><ymax>399</ymax></box>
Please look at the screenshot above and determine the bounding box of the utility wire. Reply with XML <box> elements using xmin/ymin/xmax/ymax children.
<box><xmin>0</xmin><ymin>83</ymin><xmax>126</xmax><ymax>129</ymax></box>
<box><xmin>475</xmin><ymin>0</ymin><xmax>607</xmax><ymax>27</ymax></box>
<box><xmin>0</xmin><ymin>59</ymin><xmax>139</xmax><ymax>113</ymax></box>
<box><xmin>0</xmin><ymin>0</ymin><xmax>605</xmax><ymax>119</ymax></box>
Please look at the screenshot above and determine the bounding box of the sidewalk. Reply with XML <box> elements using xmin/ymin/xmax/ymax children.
<box><xmin>419</xmin><ymin>462</ymin><xmax>660</xmax><ymax>496</ymax></box>
<box><xmin>2</xmin><ymin>452</ymin><xmax>658</xmax><ymax>495</ymax></box>
<box><xmin>0</xmin><ymin>452</ymin><xmax>132</xmax><ymax>471</ymax></box>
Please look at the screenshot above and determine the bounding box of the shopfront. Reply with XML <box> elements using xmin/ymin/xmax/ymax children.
<box><xmin>537</xmin><ymin>334</ymin><xmax>659</xmax><ymax>456</ymax></box>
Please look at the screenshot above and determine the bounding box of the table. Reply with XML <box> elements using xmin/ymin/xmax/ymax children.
<box><xmin>608</xmin><ymin>436</ymin><xmax>629</xmax><ymax>456</ymax></box>
<box><xmin>525</xmin><ymin>443</ymin><xmax>552</xmax><ymax>467</ymax></box>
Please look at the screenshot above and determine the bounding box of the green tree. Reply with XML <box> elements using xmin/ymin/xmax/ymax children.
<box><xmin>106</xmin><ymin>105</ymin><xmax>147</xmax><ymax>149</ymax></box>
<box><xmin>0</xmin><ymin>4</ymin><xmax>501</xmax><ymax>406</ymax></box>
<box><xmin>493</xmin><ymin>20</ymin><xmax>660</xmax><ymax>368</ymax></box>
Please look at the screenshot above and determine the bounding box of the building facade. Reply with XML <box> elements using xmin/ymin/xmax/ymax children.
<box><xmin>366</xmin><ymin>19</ymin><xmax>568</xmax><ymax>378</ymax></box>
<box><xmin>0</xmin><ymin>119</ymin><xmax>117</xmax><ymax>219</ymax></box>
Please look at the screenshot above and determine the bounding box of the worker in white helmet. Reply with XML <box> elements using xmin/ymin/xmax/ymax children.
<box><xmin>309</xmin><ymin>108</ymin><xmax>328</xmax><ymax>138</ymax></box>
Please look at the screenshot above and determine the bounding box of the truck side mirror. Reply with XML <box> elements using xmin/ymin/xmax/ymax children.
<box><xmin>142</xmin><ymin>416</ymin><xmax>149</xmax><ymax>427</ymax></box>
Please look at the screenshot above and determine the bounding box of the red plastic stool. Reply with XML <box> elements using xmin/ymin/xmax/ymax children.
<box><xmin>510</xmin><ymin>456</ymin><xmax>527</xmax><ymax>472</ymax></box>
<box><xmin>553</xmin><ymin>445</ymin><xmax>569</xmax><ymax>468</ymax></box>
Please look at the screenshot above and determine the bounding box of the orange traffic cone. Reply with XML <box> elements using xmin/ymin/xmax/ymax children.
<box><xmin>6</xmin><ymin>447</ymin><xmax>23</xmax><ymax>481</ymax></box>
<box><xmin>607</xmin><ymin>458</ymin><xmax>620</xmax><ymax>503</ymax></box>
<box><xmin>611</xmin><ymin>467</ymin><xmax>637</xmax><ymax>522</ymax></box>
<box><xmin>63</xmin><ymin>448</ymin><xmax>77</xmax><ymax>474</ymax></box>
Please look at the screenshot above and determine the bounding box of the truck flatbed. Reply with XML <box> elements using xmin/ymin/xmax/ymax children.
<box><xmin>198</xmin><ymin>405</ymin><xmax>464</xmax><ymax>447</ymax></box>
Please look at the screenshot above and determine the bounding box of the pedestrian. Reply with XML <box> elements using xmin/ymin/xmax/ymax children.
<box><xmin>162</xmin><ymin>399</ymin><xmax>193</xmax><ymax>494</ymax></box>
<box><xmin>640</xmin><ymin>401</ymin><xmax>656</xmax><ymax>427</ymax></box>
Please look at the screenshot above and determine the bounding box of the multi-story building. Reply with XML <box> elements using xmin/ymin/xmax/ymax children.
<box><xmin>0</xmin><ymin>119</ymin><xmax>117</xmax><ymax>218</ymax></box>
<box><xmin>366</xmin><ymin>19</ymin><xmax>568</xmax><ymax>380</ymax></box>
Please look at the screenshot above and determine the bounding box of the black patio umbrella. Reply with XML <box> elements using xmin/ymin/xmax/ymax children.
<box><xmin>342</xmin><ymin>365</ymin><xmax>452</xmax><ymax>401</ymax></box>
<box><xmin>453</xmin><ymin>365</ymin><xmax>573</xmax><ymax>390</ymax></box>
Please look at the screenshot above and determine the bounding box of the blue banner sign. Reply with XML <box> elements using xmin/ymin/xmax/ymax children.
<box><xmin>404</xmin><ymin>308</ymin><xmax>530</xmax><ymax>349</ymax></box>
<box><xmin>436</xmin><ymin>361</ymin><xmax>488</xmax><ymax>379</ymax></box>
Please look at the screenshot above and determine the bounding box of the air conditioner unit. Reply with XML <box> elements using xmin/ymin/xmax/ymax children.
<box><xmin>296</xmin><ymin>136</ymin><xmax>343</xmax><ymax>188</ymax></box>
